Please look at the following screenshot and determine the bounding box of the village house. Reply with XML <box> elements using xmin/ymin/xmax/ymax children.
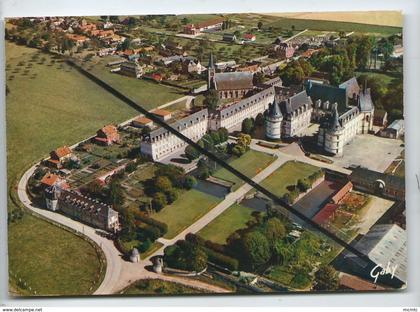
<box><xmin>223</xmin><ymin>33</ymin><xmax>237</xmax><ymax>42</ymax></box>
<box><xmin>242</xmin><ymin>33</ymin><xmax>256</xmax><ymax>42</ymax></box>
<box><xmin>40</xmin><ymin>173</ymin><xmax>67</xmax><ymax>189</ymax></box>
<box><xmin>65</xmin><ymin>33</ymin><xmax>90</xmax><ymax>46</ymax></box>
<box><xmin>349</xmin><ymin>167</ymin><xmax>405</xmax><ymax>201</ymax></box>
<box><xmin>183</xmin><ymin>17</ymin><xmax>224</xmax><ymax>35</ymax></box>
<box><xmin>182</xmin><ymin>59</ymin><xmax>206</xmax><ymax>75</ymax></box>
<box><xmin>95</xmin><ymin>125</ymin><xmax>120</xmax><ymax>146</ymax></box>
<box><xmin>272</xmin><ymin>42</ymin><xmax>295</xmax><ymax>59</ymax></box>
<box><xmin>151</xmin><ymin>109</ymin><xmax>172</xmax><ymax>122</ymax></box>
<box><xmin>379</xmin><ymin>119</ymin><xmax>404</xmax><ymax>139</ymax></box>
<box><xmin>47</xmin><ymin>146</ymin><xmax>73</xmax><ymax>169</ymax></box>
<box><xmin>119</xmin><ymin>61</ymin><xmax>143</xmax><ymax>78</ymax></box>
<box><xmin>132</xmin><ymin>116</ymin><xmax>154</xmax><ymax>128</ymax></box>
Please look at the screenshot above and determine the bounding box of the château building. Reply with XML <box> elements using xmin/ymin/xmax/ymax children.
<box><xmin>44</xmin><ymin>185</ymin><xmax>120</xmax><ymax>232</ymax></box>
<box><xmin>264</xmin><ymin>90</ymin><xmax>313</xmax><ymax>140</ymax></box>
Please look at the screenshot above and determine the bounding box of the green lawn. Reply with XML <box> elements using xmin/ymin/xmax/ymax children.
<box><xmin>212</xmin><ymin>150</ymin><xmax>276</xmax><ymax>191</ymax></box>
<box><xmin>122</xmin><ymin>279</ymin><xmax>206</xmax><ymax>295</ymax></box>
<box><xmin>6</xmin><ymin>41</ymin><xmax>137</xmax><ymax>295</ymax></box>
<box><xmin>259</xmin><ymin>161</ymin><xmax>321</xmax><ymax>198</ymax></box>
<box><xmin>85</xmin><ymin>56</ymin><xmax>185</xmax><ymax>110</ymax></box>
<box><xmin>152</xmin><ymin>189</ymin><xmax>221</xmax><ymax>239</ymax></box>
<box><xmin>8</xmin><ymin>214</ymin><xmax>105</xmax><ymax>296</ymax></box>
<box><xmin>198</xmin><ymin>204</ymin><xmax>256</xmax><ymax>244</ymax></box>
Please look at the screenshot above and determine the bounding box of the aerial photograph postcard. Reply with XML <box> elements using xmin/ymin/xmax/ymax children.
<box><xmin>5</xmin><ymin>10</ymin><xmax>405</xmax><ymax>296</ymax></box>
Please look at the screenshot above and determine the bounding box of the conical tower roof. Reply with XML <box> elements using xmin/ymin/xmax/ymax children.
<box><xmin>330</xmin><ymin>103</ymin><xmax>342</xmax><ymax>131</ymax></box>
<box><xmin>269</xmin><ymin>98</ymin><xmax>282</xmax><ymax>119</ymax></box>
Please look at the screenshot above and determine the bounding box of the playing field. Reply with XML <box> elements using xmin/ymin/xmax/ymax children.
<box><xmin>198</xmin><ymin>204</ymin><xmax>256</xmax><ymax>244</ymax></box>
<box><xmin>6</xmin><ymin>41</ymin><xmax>137</xmax><ymax>295</ymax></box>
<box><xmin>152</xmin><ymin>189</ymin><xmax>221</xmax><ymax>239</ymax></box>
<box><xmin>212</xmin><ymin>150</ymin><xmax>276</xmax><ymax>191</ymax></box>
<box><xmin>259</xmin><ymin>161</ymin><xmax>321</xmax><ymax>198</ymax></box>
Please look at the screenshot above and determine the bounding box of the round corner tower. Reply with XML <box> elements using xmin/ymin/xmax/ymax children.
<box><xmin>265</xmin><ymin>98</ymin><xmax>283</xmax><ymax>140</ymax></box>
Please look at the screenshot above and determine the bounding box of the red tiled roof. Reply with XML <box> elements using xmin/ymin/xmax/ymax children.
<box><xmin>331</xmin><ymin>181</ymin><xmax>353</xmax><ymax>204</ymax></box>
<box><xmin>41</xmin><ymin>173</ymin><xmax>60</xmax><ymax>186</ymax></box>
<box><xmin>313</xmin><ymin>203</ymin><xmax>338</xmax><ymax>224</ymax></box>
<box><xmin>52</xmin><ymin>146</ymin><xmax>72</xmax><ymax>159</ymax></box>
<box><xmin>151</xmin><ymin>109</ymin><xmax>171</xmax><ymax>117</ymax></box>
<box><xmin>243</xmin><ymin>33</ymin><xmax>256</xmax><ymax>39</ymax></box>
<box><xmin>133</xmin><ymin>116</ymin><xmax>153</xmax><ymax>125</ymax></box>
<box><xmin>100</xmin><ymin>125</ymin><xmax>118</xmax><ymax>136</ymax></box>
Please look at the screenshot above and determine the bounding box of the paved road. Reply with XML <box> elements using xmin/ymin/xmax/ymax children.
<box><xmin>17</xmin><ymin>164</ymin><xmax>124</xmax><ymax>295</ymax></box>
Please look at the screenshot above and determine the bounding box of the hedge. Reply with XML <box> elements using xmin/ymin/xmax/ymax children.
<box><xmin>203</xmin><ymin>247</ymin><xmax>239</xmax><ymax>271</ymax></box>
<box><xmin>135</xmin><ymin>212</ymin><xmax>168</xmax><ymax>236</ymax></box>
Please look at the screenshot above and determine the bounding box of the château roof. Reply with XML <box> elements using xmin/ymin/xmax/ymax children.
<box><xmin>214</xmin><ymin>72</ymin><xmax>254</xmax><ymax>91</ymax></box>
<box><xmin>307</xmin><ymin>81</ymin><xmax>348</xmax><ymax>112</ymax></box>
<box><xmin>339</xmin><ymin>77</ymin><xmax>361</xmax><ymax>99</ymax></box>
<box><xmin>280</xmin><ymin>90</ymin><xmax>312</xmax><ymax>116</ymax></box>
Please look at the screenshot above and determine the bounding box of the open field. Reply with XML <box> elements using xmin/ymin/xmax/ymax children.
<box><xmin>259</xmin><ymin>161</ymin><xmax>321</xmax><ymax>198</ymax></box>
<box><xmin>152</xmin><ymin>189</ymin><xmax>221</xmax><ymax>239</ymax></box>
<box><xmin>8</xmin><ymin>214</ymin><xmax>105</xmax><ymax>296</ymax></box>
<box><xmin>6</xmin><ymin>41</ymin><xmax>137</xmax><ymax>295</ymax></box>
<box><xmin>122</xmin><ymin>279</ymin><xmax>206</xmax><ymax>295</ymax></box>
<box><xmin>264</xmin><ymin>18</ymin><xmax>400</xmax><ymax>36</ymax></box>
<box><xmin>83</xmin><ymin>56</ymin><xmax>185</xmax><ymax>110</ymax></box>
<box><xmin>198</xmin><ymin>204</ymin><xmax>256</xmax><ymax>244</ymax></box>
<box><xmin>212</xmin><ymin>150</ymin><xmax>276</xmax><ymax>191</ymax></box>
<box><xmin>264</xmin><ymin>11</ymin><xmax>403</xmax><ymax>27</ymax></box>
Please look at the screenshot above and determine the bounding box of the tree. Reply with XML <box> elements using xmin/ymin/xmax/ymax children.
<box><xmin>139</xmin><ymin>238</ymin><xmax>152</xmax><ymax>253</ymax></box>
<box><xmin>109</xmin><ymin>181</ymin><xmax>124</xmax><ymax>208</ymax></box>
<box><xmin>154</xmin><ymin>176</ymin><xmax>172</xmax><ymax>193</ymax></box>
<box><xmin>239</xmin><ymin>231</ymin><xmax>271</xmax><ymax>270</ymax></box>
<box><xmin>257</xmin><ymin>21</ymin><xmax>263</xmax><ymax>30</ymax></box>
<box><xmin>164</xmin><ymin>240</ymin><xmax>208</xmax><ymax>272</ymax></box>
<box><xmin>209</xmin><ymin>131</ymin><xmax>221</xmax><ymax>145</ymax></box>
<box><xmin>354</xmin><ymin>35</ymin><xmax>373</xmax><ymax>70</ymax></box>
<box><xmin>241</xmin><ymin>118</ymin><xmax>254</xmax><ymax>134</ymax></box>
<box><xmin>263</xmin><ymin>218</ymin><xmax>286</xmax><ymax>244</ymax></box>
<box><xmin>313</xmin><ymin>265</ymin><xmax>339</xmax><ymax>291</ymax></box>
<box><xmin>237</xmin><ymin>133</ymin><xmax>252</xmax><ymax>147</ymax></box>
<box><xmin>165</xmin><ymin>188</ymin><xmax>178</xmax><ymax>204</ymax></box>
<box><xmin>218</xmin><ymin>127</ymin><xmax>229</xmax><ymax>142</ymax></box>
<box><xmin>152</xmin><ymin>192</ymin><xmax>167</xmax><ymax>211</ymax></box>
<box><xmin>184</xmin><ymin>176</ymin><xmax>197</xmax><ymax>190</ymax></box>
<box><xmin>272</xmin><ymin>239</ymin><xmax>292</xmax><ymax>265</ymax></box>
<box><xmin>204</xmin><ymin>89</ymin><xmax>220</xmax><ymax>110</ymax></box>
<box><xmin>185</xmin><ymin>145</ymin><xmax>200</xmax><ymax>160</ymax></box>
<box><xmin>297</xmin><ymin>179</ymin><xmax>311</xmax><ymax>192</ymax></box>
<box><xmin>255</xmin><ymin>113</ymin><xmax>265</xmax><ymax>126</ymax></box>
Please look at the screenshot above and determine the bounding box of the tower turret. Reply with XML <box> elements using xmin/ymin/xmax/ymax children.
<box><xmin>265</xmin><ymin>98</ymin><xmax>283</xmax><ymax>140</ymax></box>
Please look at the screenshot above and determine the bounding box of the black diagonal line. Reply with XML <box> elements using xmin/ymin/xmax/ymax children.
<box><xmin>68</xmin><ymin>58</ymin><xmax>369</xmax><ymax>263</ymax></box>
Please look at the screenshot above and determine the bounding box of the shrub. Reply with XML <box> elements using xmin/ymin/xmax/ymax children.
<box><xmin>134</xmin><ymin>213</ymin><xmax>168</xmax><ymax>236</ymax></box>
<box><xmin>143</xmin><ymin>225</ymin><xmax>161</xmax><ymax>241</ymax></box>
<box><xmin>165</xmin><ymin>188</ymin><xmax>178</xmax><ymax>204</ymax></box>
<box><xmin>183</xmin><ymin>176</ymin><xmax>197</xmax><ymax>190</ymax></box>
<box><xmin>297</xmin><ymin>179</ymin><xmax>311</xmax><ymax>192</ymax></box>
<box><xmin>138</xmin><ymin>239</ymin><xmax>152</xmax><ymax>253</ymax></box>
<box><xmin>204</xmin><ymin>247</ymin><xmax>239</xmax><ymax>271</ymax></box>
<box><xmin>152</xmin><ymin>192</ymin><xmax>167</xmax><ymax>211</ymax></box>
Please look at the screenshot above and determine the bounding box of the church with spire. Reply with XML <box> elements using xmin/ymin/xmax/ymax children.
<box><xmin>207</xmin><ymin>52</ymin><xmax>254</xmax><ymax>100</ymax></box>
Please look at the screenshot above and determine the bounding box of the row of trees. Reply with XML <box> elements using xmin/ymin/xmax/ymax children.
<box><xmin>241</xmin><ymin>113</ymin><xmax>265</xmax><ymax>135</ymax></box>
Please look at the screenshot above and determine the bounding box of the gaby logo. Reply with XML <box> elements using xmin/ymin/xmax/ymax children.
<box><xmin>370</xmin><ymin>262</ymin><xmax>398</xmax><ymax>283</ymax></box>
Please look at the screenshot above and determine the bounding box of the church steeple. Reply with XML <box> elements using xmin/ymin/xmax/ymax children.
<box><xmin>207</xmin><ymin>52</ymin><xmax>216</xmax><ymax>90</ymax></box>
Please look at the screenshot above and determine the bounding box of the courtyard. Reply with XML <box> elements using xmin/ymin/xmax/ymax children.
<box><xmin>327</xmin><ymin>134</ymin><xmax>404</xmax><ymax>172</ymax></box>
